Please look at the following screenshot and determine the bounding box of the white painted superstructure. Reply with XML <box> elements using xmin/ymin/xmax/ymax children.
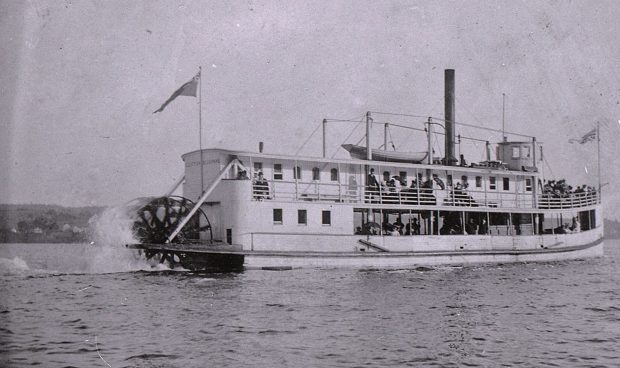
<box><xmin>176</xmin><ymin>144</ymin><xmax>603</xmax><ymax>269</ymax></box>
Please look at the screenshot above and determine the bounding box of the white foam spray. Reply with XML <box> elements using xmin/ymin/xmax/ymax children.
<box><xmin>0</xmin><ymin>256</ymin><xmax>31</xmax><ymax>275</ymax></box>
<box><xmin>86</xmin><ymin>206</ymin><xmax>169</xmax><ymax>273</ymax></box>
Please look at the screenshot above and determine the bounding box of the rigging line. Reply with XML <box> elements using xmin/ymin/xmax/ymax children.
<box><xmin>370</xmin><ymin>111</ymin><xmax>429</xmax><ymax>119</ymax></box>
<box><xmin>294</xmin><ymin>120</ymin><xmax>323</xmax><ymax>156</ymax></box>
<box><xmin>372</xmin><ymin>121</ymin><xmax>427</xmax><ymax>132</ymax></box>
<box><xmin>455</xmin><ymin>98</ymin><xmax>493</xmax><ymax>135</ymax></box>
<box><xmin>324</xmin><ymin>119</ymin><xmax>361</xmax><ymax>123</ymax></box>
<box><xmin>396</xmin><ymin>98</ymin><xmax>444</xmax><ymax>150</ymax></box>
<box><xmin>295</xmin><ymin>115</ymin><xmax>361</xmax><ymax>191</ymax></box>
<box><xmin>387</xmin><ymin>125</ymin><xmax>396</xmax><ymax>150</ymax></box>
<box><xmin>429</xmin><ymin>115</ymin><xmax>534</xmax><ymax>139</ymax></box>
<box><xmin>543</xmin><ymin>156</ymin><xmax>555</xmax><ymax>178</ymax></box>
<box><xmin>420</xmin><ymin>129</ymin><xmax>474</xmax><ymax>138</ymax></box>
<box><xmin>330</xmin><ymin>118</ymin><xmax>365</xmax><ymax>158</ymax></box>
<box><xmin>433</xmin><ymin>131</ymin><xmax>442</xmax><ymax>159</ymax></box>
<box><xmin>324</xmin><ymin>114</ymin><xmax>367</xmax><ymax>123</ymax></box>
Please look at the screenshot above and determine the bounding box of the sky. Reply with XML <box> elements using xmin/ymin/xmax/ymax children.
<box><xmin>1</xmin><ymin>1</ymin><xmax>619</xmax><ymax>218</ymax></box>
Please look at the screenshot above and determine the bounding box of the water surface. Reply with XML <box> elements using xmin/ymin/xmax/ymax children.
<box><xmin>1</xmin><ymin>240</ymin><xmax>619</xmax><ymax>367</ymax></box>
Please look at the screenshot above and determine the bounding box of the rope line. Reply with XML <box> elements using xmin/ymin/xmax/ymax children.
<box><xmin>294</xmin><ymin>120</ymin><xmax>323</xmax><ymax>156</ymax></box>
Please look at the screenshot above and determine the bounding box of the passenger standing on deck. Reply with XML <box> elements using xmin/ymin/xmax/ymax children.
<box><xmin>254</xmin><ymin>172</ymin><xmax>269</xmax><ymax>200</ymax></box>
<box><xmin>366</xmin><ymin>168</ymin><xmax>380</xmax><ymax>199</ymax></box>
<box><xmin>412</xmin><ymin>218</ymin><xmax>420</xmax><ymax>235</ymax></box>
<box><xmin>572</xmin><ymin>217</ymin><xmax>581</xmax><ymax>232</ymax></box>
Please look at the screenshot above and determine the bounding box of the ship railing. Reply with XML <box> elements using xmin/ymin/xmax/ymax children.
<box><xmin>363</xmin><ymin>187</ymin><xmax>438</xmax><ymax>206</ymax></box>
<box><xmin>251</xmin><ymin>180</ymin><xmax>598</xmax><ymax>210</ymax></box>
<box><xmin>252</xmin><ymin>179</ymin><xmax>360</xmax><ymax>202</ymax></box>
<box><xmin>537</xmin><ymin>191</ymin><xmax>599</xmax><ymax>209</ymax></box>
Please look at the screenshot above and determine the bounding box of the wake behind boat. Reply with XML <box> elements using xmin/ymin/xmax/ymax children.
<box><xmin>125</xmin><ymin>69</ymin><xmax>604</xmax><ymax>271</ymax></box>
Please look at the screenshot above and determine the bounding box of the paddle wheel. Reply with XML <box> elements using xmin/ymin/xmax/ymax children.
<box><xmin>128</xmin><ymin>196</ymin><xmax>213</xmax><ymax>268</ymax></box>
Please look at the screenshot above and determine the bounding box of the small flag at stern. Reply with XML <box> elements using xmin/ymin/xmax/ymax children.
<box><xmin>569</xmin><ymin>127</ymin><xmax>597</xmax><ymax>144</ymax></box>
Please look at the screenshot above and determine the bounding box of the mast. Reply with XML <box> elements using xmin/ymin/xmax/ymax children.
<box><xmin>597</xmin><ymin>121</ymin><xmax>601</xmax><ymax>203</ymax></box>
<box><xmin>198</xmin><ymin>66</ymin><xmax>204</xmax><ymax>195</ymax></box>
<box><xmin>502</xmin><ymin>93</ymin><xmax>506</xmax><ymax>141</ymax></box>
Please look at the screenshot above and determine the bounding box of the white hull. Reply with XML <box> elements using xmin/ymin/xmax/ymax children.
<box><xmin>244</xmin><ymin>241</ymin><xmax>604</xmax><ymax>269</ymax></box>
<box><xmin>242</xmin><ymin>228</ymin><xmax>604</xmax><ymax>269</ymax></box>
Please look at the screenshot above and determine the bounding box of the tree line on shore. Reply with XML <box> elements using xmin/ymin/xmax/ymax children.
<box><xmin>0</xmin><ymin>204</ymin><xmax>105</xmax><ymax>243</ymax></box>
<box><xmin>1</xmin><ymin>203</ymin><xmax>619</xmax><ymax>243</ymax></box>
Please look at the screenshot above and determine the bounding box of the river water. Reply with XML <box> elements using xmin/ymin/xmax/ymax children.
<box><xmin>1</xmin><ymin>240</ymin><xmax>619</xmax><ymax>368</ymax></box>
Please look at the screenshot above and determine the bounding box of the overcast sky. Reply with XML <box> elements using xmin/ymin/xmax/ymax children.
<box><xmin>1</xmin><ymin>1</ymin><xmax>619</xmax><ymax>218</ymax></box>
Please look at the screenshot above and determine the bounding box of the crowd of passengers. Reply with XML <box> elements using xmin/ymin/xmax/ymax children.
<box><xmin>355</xmin><ymin>214</ymin><xmax>489</xmax><ymax>236</ymax></box>
<box><xmin>541</xmin><ymin>179</ymin><xmax>596</xmax><ymax>199</ymax></box>
<box><xmin>248</xmin><ymin>167</ymin><xmax>595</xmax><ymax>205</ymax></box>
<box><xmin>366</xmin><ymin>168</ymin><xmax>475</xmax><ymax>205</ymax></box>
<box><xmin>355</xmin><ymin>217</ymin><xmax>422</xmax><ymax>236</ymax></box>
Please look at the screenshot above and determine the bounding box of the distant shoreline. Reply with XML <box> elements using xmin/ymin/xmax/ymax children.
<box><xmin>2</xmin><ymin>203</ymin><xmax>620</xmax><ymax>242</ymax></box>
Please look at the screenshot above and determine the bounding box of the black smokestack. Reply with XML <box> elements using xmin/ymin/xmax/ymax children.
<box><xmin>444</xmin><ymin>69</ymin><xmax>457</xmax><ymax>166</ymax></box>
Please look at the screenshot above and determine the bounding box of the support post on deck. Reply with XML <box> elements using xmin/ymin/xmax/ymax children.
<box><xmin>322</xmin><ymin>118</ymin><xmax>327</xmax><ymax>158</ymax></box>
<box><xmin>384</xmin><ymin>122</ymin><xmax>388</xmax><ymax>151</ymax></box>
<box><xmin>532</xmin><ymin>137</ymin><xmax>538</xmax><ymax>208</ymax></box>
<box><xmin>427</xmin><ymin>117</ymin><xmax>433</xmax><ymax>165</ymax></box>
<box><xmin>366</xmin><ymin>111</ymin><xmax>372</xmax><ymax>161</ymax></box>
<box><xmin>485</xmin><ymin>141</ymin><xmax>491</xmax><ymax>162</ymax></box>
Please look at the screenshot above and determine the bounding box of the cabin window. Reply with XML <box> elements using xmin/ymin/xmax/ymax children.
<box><xmin>273</xmin><ymin>163</ymin><xmax>283</xmax><ymax>180</ymax></box>
<box><xmin>461</xmin><ymin>175</ymin><xmax>468</xmax><ymax>188</ymax></box>
<box><xmin>293</xmin><ymin>166</ymin><xmax>302</xmax><ymax>180</ymax></box>
<box><xmin>298</xmin><ymin>209</ymin><xmax>307</xmax><ymax>225</ymax></box>
<box><xmin>489</xmin><ymin>176</ymin><xmax>496</xmax><ymax>190</ymax></box>
<box><xmin>447</xmin><ymin>175</ymin><xmax>453</xmax><ymax>186</ymax></box>
<box><xmin>523</xmin><ymin>146</ymin><xmax>531</xmax><ymax>158</ymax></box>
<box><xmin>322</xmin><ymin>210</ymin><xmax>331</xmax><ymax>225</ymax></box>
<box><xmin>475</xmin><ymin>176</ymin><xmax>482</xmax><ymax>188</ymax></box>
<box><xmin>503</xmin><ymin>177</ymin><xmax>510</xmax><ymax>191</ymax></box>
<box><xmin>525</xmin><ymin>178</ymin><xmax>533</xmax><ymax>192</ymax></box>
<box><xmin>273</xmin><ymin>209</ymin><xmax>283</xmax><ymax>224</ymax></box>
<box><xmin>253</xmin><ymin>162</ymin><xmax>263</xmax><ymax>172</ymax></box>
<box><xmin>312</xmin><ymin>167</ymin><xmax>321</xmax><ymax>181</ymax></box>
<box><xmin>512</xmin><ymin>147</ymin><xmax>520</xmax><ymax>158</ymax></box>
<box><xmin>330</xmin><ymin>168</ymin><xmax>338</xmax><ymax>181</ymax></box>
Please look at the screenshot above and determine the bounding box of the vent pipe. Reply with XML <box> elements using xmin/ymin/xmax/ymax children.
<box><xmin>444</xmin><ymin>69</ymin><xmax>457</xmax><ymax>166</ymax></box>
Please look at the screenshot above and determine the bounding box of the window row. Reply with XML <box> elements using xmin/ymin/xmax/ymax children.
<box><xmin>254</xmin><ymin>162</ymin><xmax>338</xmax><ymax>181</ymax></box>
<box><xmin>378</xmin><ymin>171</ymin><xmax>533</xmax><ymax>193</ymax></box>
<box><xmin>273</xmin><ymin>208</ymin><xmax>331</xmax><ymax>225</ymax></box>
<box><xmin>255</xmin><ymin>161</ymin><xmax>533</xmax><ymax>192</ymax></box>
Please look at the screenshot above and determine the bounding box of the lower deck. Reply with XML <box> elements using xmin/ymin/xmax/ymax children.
<box><xmin>128</xmin><ymin>229</ymin><xmax>604</xmax><ymax>270</ymax></box>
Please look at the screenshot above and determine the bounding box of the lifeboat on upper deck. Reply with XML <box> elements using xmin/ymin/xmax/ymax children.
<box><xmin>341</xmin><ymin>144</ymin><xmax>428</xmax><ymax>163</ymax></box>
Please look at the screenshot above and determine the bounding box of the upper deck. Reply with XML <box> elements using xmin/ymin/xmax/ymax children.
<box><xmin>182</xmin><ymin>148</ymin><xmax>600</xmax><ymax>213</ymax></box>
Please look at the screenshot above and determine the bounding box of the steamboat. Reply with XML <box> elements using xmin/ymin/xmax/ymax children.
<box><xmin>127</xmin><ymin>69</ymin><xmax>603</xmax><ymax>270</ymax></box>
